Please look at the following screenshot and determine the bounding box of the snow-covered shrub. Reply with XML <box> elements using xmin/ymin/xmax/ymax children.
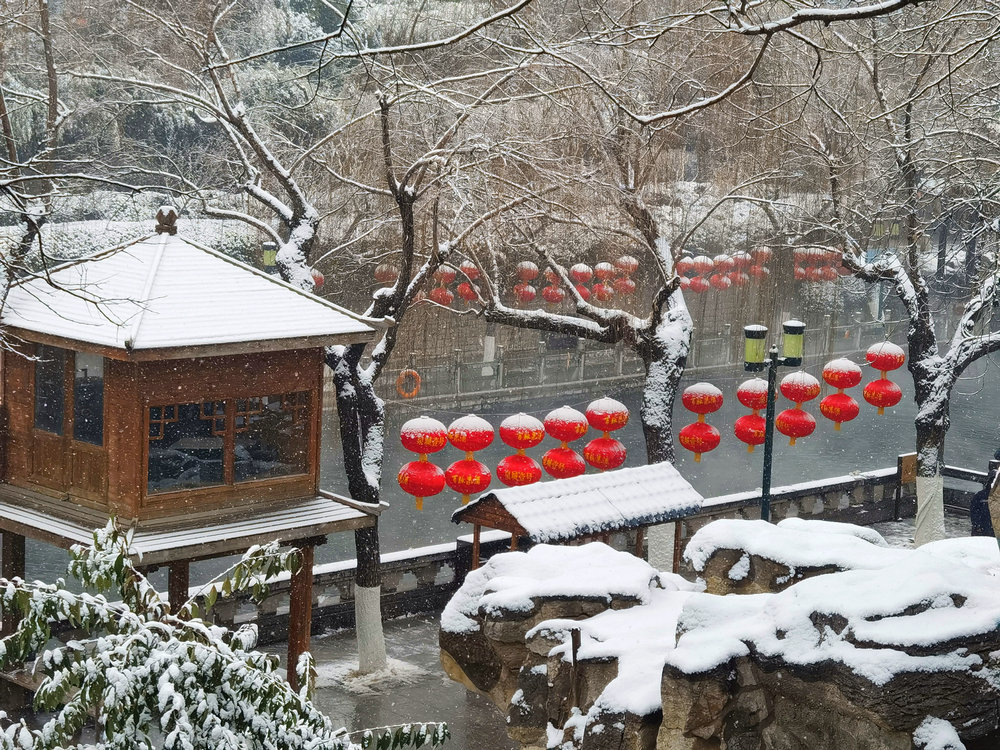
<box><xmin>0</xmin><ymin>521</ymin><xmax>448</xmax><ymax>750</ymax></box>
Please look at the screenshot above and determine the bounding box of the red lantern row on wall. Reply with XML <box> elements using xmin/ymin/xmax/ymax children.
<box><xmin>676</xmin><ymin>249</ymin><xmax>772</xmax><ymax>294</ymax></box>
<box><xmin>793</xmin><ymin>248</ymin><xmax>851</xmax><ymax>282</ymax></box>
<box><xmin>397</xmin><ymin>416</ymin><xmax>448</xmax><ymax>510</ymax></box>
<box><xmin>513</xmin><ymin>256</ymin><xmax>639</xmax><ymax>309</ymax></box>
<box><xmin>678</xmin><ymin>383</ymin><xmax>723</xmax><ymax>461</ymax></box>
<box><xmin>864</xmin><ymin>342</ymin><xmax>905</xmax><ymax>415</ymax></box>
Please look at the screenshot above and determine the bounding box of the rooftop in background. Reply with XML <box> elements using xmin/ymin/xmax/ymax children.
<box><xmin>2</xmin><ymin>209</ymin><xmax>378</xmax><ymax>359</ymax></box>
<box><xmin>454</xmin><ymin>461</ymin><xmax>703</xmax><ymax>543</ymax></box>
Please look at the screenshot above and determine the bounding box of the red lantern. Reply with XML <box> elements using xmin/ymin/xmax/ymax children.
<box><xmin>822</xmin><ymin>358</ymin><xmax>862</xmax><ymax>390</ymax></box>
<box><xmin>736</xmin><ymin>378</ymin><xmax>768</xmax><ymax>411</ymax></box>
<box><xmin>775</xmin><ymin>408</ymin><xmax>816</xmax><ymax>446</ymax></box>
<box><xmin>713</xmin><ymin>254</ymin><xmax>735</xmax><ymax>273</ymax></box>
<box><xmin>676</xmin><ymin>257</ymin><xmax>695</xmax><ymax>277</ymax></box>
<box><xmin>542</xmin><ymin>446</ymin><xmax>586</xmax><ymax>478</ymax></box>
<box><xmin>542</xmin><ymin>285</ymin><xmax>565</xmax><ymax>304</ymax></box>
<box><xmin>544</xmin><ymin>267</ymin><xmax>560</xmax><ymax>284</ymax></box>
<box><xmin>575</xmin><ymin>284</ymin><xmax>591</xmax><ymax>302</ymax></box>
<box><xmin>863</xmin><ymin>378</ymin><xmax>902</xmax><ymax>415</ymax></box>
<box><xmin>497</xmin><ymin>453</ymin><xmax>542</xmax><ymax>486</ymax></box>
<box><xmin>570</xmin><ymin>263</ymin><xmax>594</xmax><ymax>283</ymax></box>
<box><xmin>615</xmin><ymin>255</ymin><xmax>640</xmax><ymax>275</ymax></box>
<box><xmin>866</xmin><ymin>342</ymin><xmax>905</xmax><ymax>374</ymax></box>
<box><xmin>500</xmin><ymin>413</ymin><xmax>545</xmax><ymax>450</ymax></box>
<box><xmin>374</xmin><ymin>263</ymin><xmax>398</xmax><ymax>284</ymax></box>
<box><xmin>682</xmin><ymin>383</ymin><xmax>724</xmax><ymax>415</ymax></box>
<box><xmin>447</xmin><ymin>415</ymin><xmax>494</xmax><ymax>454</ymax></box>
<box><xmin>592</xmin><ymin>282</ymin><xmax>614</xmax><ymax>301</ymax></box>
<box><xmin>751</xmin><ymin>246</ymin><xmax>773</xmax><ymax>264</ymax></box>
<box><xmin>585</xmin><ymin>397</ymin><xmax>629</xmax><ymax>432</ymax></box>
<box><xmin>688</xmin><ymin>277</ymin><xmax>710</xmax><ymax>294</ymax></box>
<box><xmin>613</xmin><ymin>276</ymin><xmax>636</xmax><ymax>295</ymax></box>
<box><xmin>820</xmin><ymin>266</ymin><xmax>839</xmax><ymax>282</ymax></box>
<box><xmin>517</xmin><ymin>261</ymin><xmax>539</xmax><ymax>282</ymax></box>
<box><xmin>749</xmin><ymin>264</ymin><xmax>770</xmax><ymax>280</ymax></box>
<box><xmin>780</xmin><ymin>372</ymin><xmax>820</xmax><ymax>405</ymax></box>
<box><xmin>678</xmin><ymin>422</ymin><xmax>720</xmax><ymax>462</ymax></box>
<box><xmin>456</xmin><ymin>282</ymin><xmax>478</xmax><ymax>302</ymax></box>
<box><xmin>397</xmin><ymin>461</ymin><xmax>446</xmax><ymax>510</ymax></box>
<box><xmin>733</xmin><ymin>414</ymin><xmax>766</xmax><ymax>452</ymax></box>
<box><xmin>400</xmin><ymin>416</ymin><xmax>448</xmax><ymax>455</ymax></box>
<box><xmin>691</xmin><ymin>255</ymin><xmax>714</xmax><ymax>275</ymax></box>
<box><xmin>729</xmin><ymin>272</ymin><xmax>750</xmax><ymax>287</ymax></box>
<box><xmin>429</xmin><ymin>286</ymin><xmax>454</xmax><ymax>306</ymax></box>
<box><xmin>594</xmin><ymin>262</ymin><xmax>616</xmax><ymax>281</ymax></box>
<box><xmin>434</xmin><ymin>265</ymin><xmax>457</xmax><ymax>285</ymax></box>
<box><xmin>820</xmin><ymin>393</ymin><xmax>860</xmax><ymax>430</ymax></box>
<box><xmin>445</xmin><ymin>459</ymin><xmax>491</xmax><ymax>506</ymax></box>
<box><xmin>679</xmin><ymin>277</ymin><xmax>691</xmax><ymax>291</ymax></box>
<box><xmin>837</xmin><ymin>264</ymin><xmax>854</xmax><ymax>277</ymax></box>
<box><xmin>583</xmin><ymin>437</ymin><xmax>627</xmax><ymax>471</ymax></box>
<box><xmin>514</xmin><ymin>283</ymin><xmax>536</xmax><ymax>304</ymax></box>
<box><xmin>805</xmin><ymin>267</ymin><xmax>824</xmax><ymax>282</ymax></box>
<box><xmin>793</xmin><ymin>266</ymin><xmax>807</xmax><ymax>281</ymax></box>
<box><xmin>731</xmin><ymin>251</ymin><xmax>751</xmax><ymax>270</ymax></box>
<box><xmin>709</xmin><ymin>273</ymin><xmax>731</xmax><ymax>291</ymax></box>
<box><xmin>459</xmin><ymin>260</ymin><xmax>479</xmax><ymax>281</ymax></box>
<box><xmin>311</xmin><ymin>268</ymin><xmax>325</xmax><ymax>289</ymax></box>
<box><xmin>544</xmin><ymin>406</ymin><xmax>589</xmax><ymax>444</ymax></box>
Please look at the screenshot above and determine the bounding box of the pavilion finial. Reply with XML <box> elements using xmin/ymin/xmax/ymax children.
<box><xmin>155</xmin><ymin>205</ymin><xmax>178</xmax><ymax>235</ymax></box>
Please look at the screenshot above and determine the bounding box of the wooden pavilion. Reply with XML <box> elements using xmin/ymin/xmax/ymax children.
<box><xmin>0</xmin><ymin>207</ymin><xmax>381</xmax><ymax>687</ymax></box>
<box><xmin>453</xmin><ymin>461</ymin><xmax>703</xmax><ymax>568</ymax></box>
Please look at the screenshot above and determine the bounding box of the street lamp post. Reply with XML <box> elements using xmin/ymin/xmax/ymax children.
<box><xmin>743</xmin><ymin>320</ymin><xmax>806</xmax><ymax>521</ymax></box>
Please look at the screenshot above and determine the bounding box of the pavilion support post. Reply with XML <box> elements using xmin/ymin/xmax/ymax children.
<box><xmin>167</xmin><ymin>560</ymin><xmax>190</xmax><ymax>615</ymax></box>
<box><xmin>287</xmin><ymin>544</ymin><xmax>314</xmax><ymax>693</ymax></box>
<box><xmin>471</xmin><ymin>524</ymin><xmax>481</xmax><ymax>570</ymax></box>
<box><xmin>634</xmin><ymin>527</ymin><xmax>645</xmax><ymax>559</ymax></box>
<box><xmin>509</xmin><ymin>533</ymin><xmax>518</xmax><ymax>551</ymax></box>
<box><xmin>672</xmin><ymin>523</ymin><xmax>683</xmax><ymax>574</ymax></box>
<box><xmin>1</xmin><ymin>531</ymin><xmax>25</xmax><ymax>636</ymax></box>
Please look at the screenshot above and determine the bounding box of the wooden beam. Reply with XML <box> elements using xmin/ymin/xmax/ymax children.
<box><xmin>1</xmin><ymin>531</ymin><xmax>25</xmax><ymax>636</ymax></box>
<box><xmin>471</xmin><ymin>524</ymin><xmax>481</xmax><ymax>570</ymax></box>
<box><xmin>167</xmin><ymin>560</ymin><xmax>190</xmax><ymax>616</ymax></box>
<box><xmin>287</xmin><ymin>544</ymin><xmax>314</xmax><ymax>693</ymax></box>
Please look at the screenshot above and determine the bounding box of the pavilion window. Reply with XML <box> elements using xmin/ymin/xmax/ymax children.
<box><xmin>34</xmin><ymin>345</ymin><xmax>66</xmax><ymax>434</ymax></box>
<box><xmin>73</xmin><ymin>352</ymin><xmax>104</xmax><ymax>445</ymax></box>
<box><xmin>147</xmin><ymin>392</ymin><xmax>311</xmax><ymax>494</ymax></box>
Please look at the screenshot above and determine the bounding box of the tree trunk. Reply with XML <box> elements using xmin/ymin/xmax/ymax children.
<box><xmin>639</xmin><ymin>294</ymin><xmax>692</xmax><ymax>464</ymax></box>
<box><xmin>911</xmin><ymin>361</ymin><xmax>950</xmax><ymax>546</ymax></box>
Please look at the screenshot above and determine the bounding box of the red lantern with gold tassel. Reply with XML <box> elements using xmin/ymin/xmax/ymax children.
<box><xmin>583</xmin><ymin>397</ymin><xmax>628</xmax><ymax>471</ymax></box>
<box><xmin>864</xmin><ymin>342</ymin><xmax>905</xmax><ymax>415</ymax></box>
<box><xmin>734</xmin><ymin>378</ymin><xmax>768</xmax><ymax>452</ymax></box>
<box><xmin>679</xmin><ymin>383</ymin><xmax>723</xmax><ymax>462</ymax></box>
<box><xmin>497</xmin><ymin>413</ymin><xmax>545</xmax><ymax>486</ymax></box>
<box><xmin>542</xmin><ymin>406</ymin><xmax>588</xmax><ymax>478</ymax></box>
<box><xmin>517</xmin><ymin>261</ymin><xmax>539</xmax><ymax>282</ymax></box>
<box><xmin>820</xmin><ymin>358</ymin><xmax>862</xmax><ymax>430</ymax></box>
<box><xmin>398</xmin><ymin>416</ymin><xmax>448</xmax><ymax>510</ymax></box>
<box><xmin>776</xmin><ymin>372</ymin><xmax>820</xmax><ymax>445</ymax></box>
<box><xmin>444</xmin><ymin>415</ymin><xmax>494</xmax><ymax>505</ymax></box>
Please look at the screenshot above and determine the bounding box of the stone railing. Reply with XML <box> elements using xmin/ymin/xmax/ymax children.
<box><xmin>205</xmin><ymin>458</ymin><xmax>986</xmax><ymax>645</ymax></box>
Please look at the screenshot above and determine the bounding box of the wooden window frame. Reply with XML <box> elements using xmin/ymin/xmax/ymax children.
<box><xmin>143</xmin><ymin>390</ymin><xmax>315</xmax><ymax>504</ymax></box>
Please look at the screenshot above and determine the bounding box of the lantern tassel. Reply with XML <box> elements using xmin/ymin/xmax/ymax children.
<box><xmin>694</xmin><ymin>453</ymin><xmax>702</xmax><ymax>463</ymax></box>
<box><xmin>835</xmin><ymin>422</ymin><xmax>842</xmax><ymax>431</ymax></box>
<box><xmin>789</xmin><ymin>437</ymin><xmax>797</xmax><ymax>446</ymax></box>
<box><xmin>462</xmin><ymin>494</ymin><xmax>470</xmax><ymax>506</ymax></box>
<box><xmin>878</xmin><ymin>406</ymin><xmax>885</xmax><ymax>416</ymax></box>
<box><xmin>747</xmin><ymin>444</ymin><xmax>754</xmax><ymax>453</ymax></box>
<box><xmin>415</xmin><ymin>497</ymin><xmax>424</xmax><ymax>511</ymax></box>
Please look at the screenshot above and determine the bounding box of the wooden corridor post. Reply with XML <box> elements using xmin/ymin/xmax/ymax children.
<box><xmin>1</xmin><ymin>531</ymin><xmax>25</xmax><ymax>635</ymax></box>
<box><xmin>287</xmin><ymin>544</ymin><xmax>315</xmax><ymax>693</ymax></box>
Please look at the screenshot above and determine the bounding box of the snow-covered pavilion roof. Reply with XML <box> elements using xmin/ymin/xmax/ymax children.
<box><xmin>453</xmin><ymin>462</ymin><xmax>703</xmax><ymax>543</ymax></box>
<box><xmin>1</xmin><ymin>231</ymin><xmax>378</xmax><ymax>358</ymax></box>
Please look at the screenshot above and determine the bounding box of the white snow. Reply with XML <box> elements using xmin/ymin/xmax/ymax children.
<box><xmin>913</xmin><ymin>717</ymin><xmax>966</xmax><ymax>749</ymax></box>
<box><xmin>776</xmin><ymin>517</ymin><xmax>889</xmax><ymax>547</ymax></box>
<box><xmin>455</xmin><ymin>462</ymin><xmax>703</xmax><ymax>543</ymax></box>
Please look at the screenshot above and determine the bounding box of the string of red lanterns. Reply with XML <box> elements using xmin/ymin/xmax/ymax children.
<box><xmin>775</xmin><ymin>371</ymin><xmax>820</xmax><ymax>445</ymax></box>
<box><xmin>820</xmin><ymin>359</ymin><xmax>862</xmax><ymax>430</ymax></box>
<box><xmin>677</xmin><ymin>251</ymin><xmax>772</xmax><ymax>294</ymax></box>
<box><xmin>397</xmin><ymin>399</ymin><xmax>631</xmax><ymax>507</ymax></box>
<box><xmin>733</xmin><ymin>378</ymin><xmax>767</xmax><ymax>452</ymax></box>
<box><xmin>863</xmin><ymin>342</ymin><xmax>905</xmax><ymax>415</ymax></box>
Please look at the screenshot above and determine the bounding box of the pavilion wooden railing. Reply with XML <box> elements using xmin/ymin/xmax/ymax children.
<box><xmin>198</xmin><ymin>457</ymin><xmax>986</xmax><ymax>645</ymax></box>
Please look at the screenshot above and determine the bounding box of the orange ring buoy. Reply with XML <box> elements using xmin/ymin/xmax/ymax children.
<box><xmin>396</xmin><ymin>369</ymin><xmax>421</xmax><ymax>398</ymax></box>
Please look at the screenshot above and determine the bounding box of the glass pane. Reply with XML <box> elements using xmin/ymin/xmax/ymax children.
<box><xmin>235</xmin><ymin>392</ymin><xmax>310</xmax><ymax>483</ymax></box>
<box><xmin>73</xmin><ymin>352</ymin><xmax>104</xmax><ymax>445</ymax></box>
<box><xmin>34</xmin><ymin>345</ymin><xmax>66</xmax><ymax>434</ymax></box>
<box><xmin>147</xmin><ymin>401</ymin><xmax>226</xmax><ymax>494</ymax></box>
